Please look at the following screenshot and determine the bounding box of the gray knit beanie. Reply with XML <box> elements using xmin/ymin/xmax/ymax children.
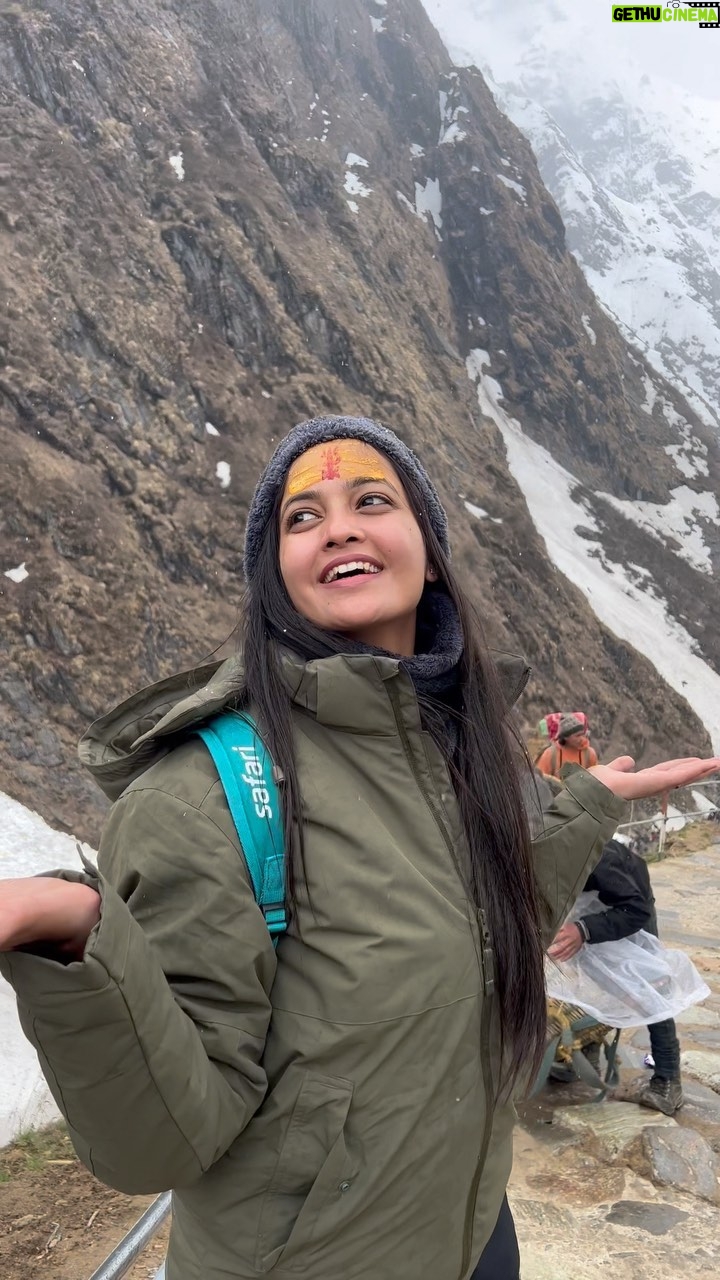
<box><xmin>243</xmin><ymin>416</ymin><xmax>450</xmax><ymax>580</ymax></box>
<box><xmin>557</xmin><ymin>714</ymin><xmax>586</xmax><ymax>742</ymax></box>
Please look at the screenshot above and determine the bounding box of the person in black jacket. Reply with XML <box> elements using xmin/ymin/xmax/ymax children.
<box><xmin>548</xmin><ymin>836</ymin><xmax>683</xmax><ymax>1115</ymax></box>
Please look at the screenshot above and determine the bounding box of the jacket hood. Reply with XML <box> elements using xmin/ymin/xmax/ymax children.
<box><xmin>79</xmin><ymin>650</ymin><xmax>531</xmax><ymax>803</ymax></box>
<box><xmin>78</xmin><ymin>658</ymin><xmax>241</xmax><ymax>802</ymax></box>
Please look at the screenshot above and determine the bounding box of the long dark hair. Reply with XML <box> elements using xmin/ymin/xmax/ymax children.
<box><xmin>239</xmin><ymin>456</ymin><xmax>547</xmax><ymax>1094</ymax></box>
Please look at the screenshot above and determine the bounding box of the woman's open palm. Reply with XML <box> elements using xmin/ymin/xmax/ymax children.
<box><xmin>589</xmin><ymin>755</ymin><xmax>720</xmax><ymax>801</ymax></box>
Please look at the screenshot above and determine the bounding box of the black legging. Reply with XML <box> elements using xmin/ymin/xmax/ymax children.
<box><xmin>649</xmin><ymin>1017</ymin><xmax>680</xmax><ymax>1078</ymax></box>
<box><xmin>471</xmin><ymin>1195</ymin><xmax>520</xmax><ymax>1279</ymax></box>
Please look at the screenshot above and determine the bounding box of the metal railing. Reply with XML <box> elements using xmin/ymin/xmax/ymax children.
<box><xmin>89</xmin><ymin>1192</ymin><xmax>170</xmax><ymax>1280</ymax></box>
<box><xmin>615</xmin><ymin>780</ymin><xmax>719</xmax><ymax>860</ymax></box>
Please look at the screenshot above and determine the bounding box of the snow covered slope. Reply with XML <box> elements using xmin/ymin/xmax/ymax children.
<box><xmin>425</xmin><ymin>0</ymin><xmax>720</xmax><ymax>433</ymax></box>
<box><xmin>466</xmin><ymin>351</ymin><xmax>720</xmax><ymax>753</ymax></box>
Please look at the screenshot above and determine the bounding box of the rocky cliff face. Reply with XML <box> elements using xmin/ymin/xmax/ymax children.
<box><xmin>1</xmin><ymin>0</ymin><xmax>718</xmax><ymax>840</ymax></box>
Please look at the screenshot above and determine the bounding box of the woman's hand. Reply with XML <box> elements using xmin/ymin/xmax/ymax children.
<box><xmin>0</xmin><ymin>877</ymin><xmax>101</xmax><ymax>959</ymax></box>
<box><xmin>588</xmin><ymin>755</ymin><xmax>720</xmax><ymax>801</ymax></box>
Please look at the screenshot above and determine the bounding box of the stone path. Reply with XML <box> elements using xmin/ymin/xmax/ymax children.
<box><xmin>510</xmin><ymin>842</ymin><xmax>720</xmax><ymax>1279</ymax></box>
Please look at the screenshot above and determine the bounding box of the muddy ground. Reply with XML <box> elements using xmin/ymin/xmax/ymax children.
<box><xmin>0</xmin><ymin>1126</ymin><xmax>167</xmax><ymax>1280</ymax></box>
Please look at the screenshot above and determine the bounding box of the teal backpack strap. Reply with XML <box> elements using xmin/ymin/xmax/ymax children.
<box><xmin>195</xmin><ymin>711</ymin><xmax>286</xmax><ymax>945</ymax></box>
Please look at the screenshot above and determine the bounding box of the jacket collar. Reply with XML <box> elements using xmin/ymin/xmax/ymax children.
<box><xmin>79</xmin><ymin>648</ymin><xmax>530</xmax><ymax>799</ymax></box>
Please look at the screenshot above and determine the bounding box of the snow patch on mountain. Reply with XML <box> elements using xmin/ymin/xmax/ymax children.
<box><xmin>641</xmin><ymin>374</ymin><xmax>657</xmax><ymax>416</ymax></box>
<box><xmin>344</xmin><ymin>171</ymin><xmax>372</xmax><ymax>199</ymax></box>
<box><xmin>597</xmin><ymin>485</ymin><xmax>719</xmax><ymax>576</ymax></box>
<box><xmin>169</xmin><ymin>151</ymin><xmax>184</xmax><ymax>181</ymax></box>
<box><xmin>415</xmin><ymin>177</ymin><xmax>443</xmax><ymax>231</ymax></box>
<box><xmin>4</xmin><ymin>563</ymin><xmax>29</xmax><ymax>583</ymax></box>
<box><xmin>345</xmin><ymin>151</ymin><xmax>371</xmax><ymax>206</ymax></box>
<box><xmin>496</xmin><ymin>173</ymin><xmax>526</xmax><ymax>202</ymax></box>
<box><xmin>463</xmin><ymin>499</ymin><xmax>502</xmax><ymax>524</ymax></box>
<box><xmin>581</xmin><ymin>314</ymin><xmax>596</xmax><ymax>346</ymax></box>
<box><xmin>438</xmin><ymin>88</ymin><xmax>468</xmax><ymax>145</ymax></box>
<box><xmin>661</xmin><ymin>400</ymin><xmax>710</xmax><ymax>477</ymax></box>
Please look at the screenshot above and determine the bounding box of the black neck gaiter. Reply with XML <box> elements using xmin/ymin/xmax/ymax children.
<box><xmin>279</xmin><ymin>589</ymin><xmax>465</xmax><ymax>756</ymax></box>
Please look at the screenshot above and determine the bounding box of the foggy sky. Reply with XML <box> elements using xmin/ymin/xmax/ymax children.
<box><xmin>425</xmin><ymin>0</ymin><xmax>720</xmax><ymax>101</ymax></box>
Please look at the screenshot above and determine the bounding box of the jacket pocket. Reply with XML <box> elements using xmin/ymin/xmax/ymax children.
<box><xmin>254</xmin><ymin>1072</ymin><xmax>354</xmax><ymax>1274</ymax></box>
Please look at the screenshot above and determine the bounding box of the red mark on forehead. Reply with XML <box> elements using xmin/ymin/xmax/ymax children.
<box><xmin>321</xmin><ymin>445</ymin><xmax>342</xmax><ymax>480</ymax></box>
<box><xmin>285</xmin><ymin>439</ymin><xmax>388</xmax><ymax>496</ymax></box>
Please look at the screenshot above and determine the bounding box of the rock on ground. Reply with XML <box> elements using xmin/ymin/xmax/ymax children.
<box><xmin>551</xmin><ymin>1101</ymin><xmax>676</xmax><ymax>1161</ymax></box>
<box><xmin>510</xmin><ymin>1127</ymin><xmax>720</xmax><ymax>1280</ymax></box>
<box><xmin>641</xmin><ymin>1125</ymin><xmax>720</xmax><ymax>1204</ymax></box>
<box><xmin>682</xmin><ymin>1050</ymin><xmax>720</xmax><ymax>1093</ymax></box>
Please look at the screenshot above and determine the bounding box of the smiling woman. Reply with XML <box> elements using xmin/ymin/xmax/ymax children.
<box><xmin>1</xmin><ymin>414</ymin><xmax>718</xmax><ymax>1280</ymax></box>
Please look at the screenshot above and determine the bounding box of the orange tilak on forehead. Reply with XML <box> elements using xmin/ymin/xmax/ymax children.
<box><xmin>285</xmin><ymin>440</ymin><xmax>388</xmax><ymax>497</ymax></box>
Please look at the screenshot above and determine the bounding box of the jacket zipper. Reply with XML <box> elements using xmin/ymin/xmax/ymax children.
<box><xmin>460</xmin><ymin>908</ymin><xmax>494</xmax><ymax>1278</ymax></box>
<box><xmin>386</xmin><ymin>682</ymin><xmax>495</xmax><ymax>1278</ymax></box>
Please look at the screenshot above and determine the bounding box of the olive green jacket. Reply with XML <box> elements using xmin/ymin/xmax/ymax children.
<box><xmin>1</xmin><ymin>653</ymin><xmax>624</xmax><ymax>1280</ymax></box>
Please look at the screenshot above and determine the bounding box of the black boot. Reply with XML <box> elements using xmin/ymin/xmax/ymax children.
<box><xmin>638</xmin><ymin>1074</ymin><xmax>684</xmax><ymax>1116</ymax></box>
